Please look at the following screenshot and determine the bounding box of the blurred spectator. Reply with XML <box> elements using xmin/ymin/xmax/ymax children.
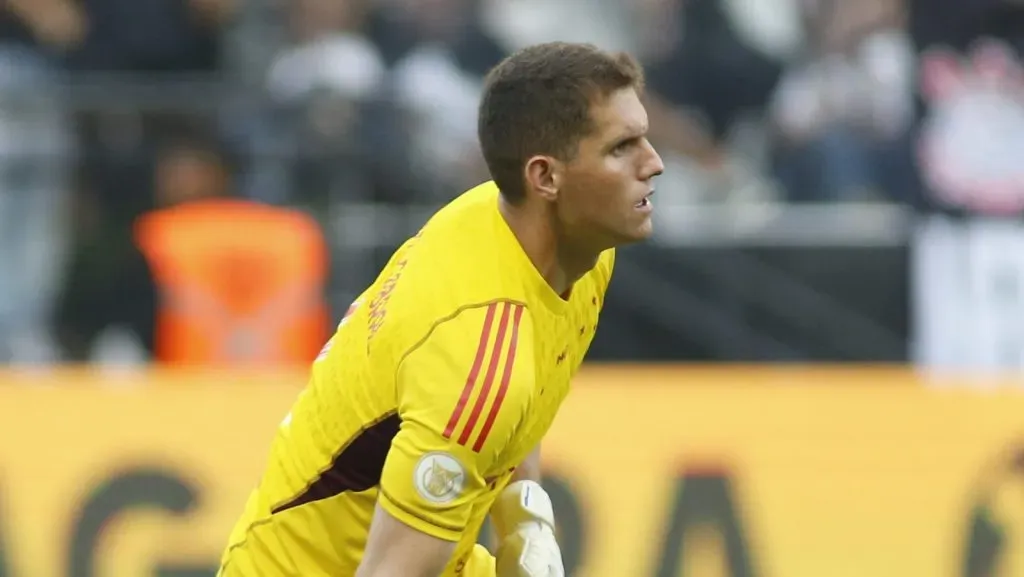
<box><xmin>384</xmin><ymin>0</ymin><xmax>506</xmax><ymax>200</ymax></box>
<box><xmin>266</xmin><ymin>0</ymin><xmax>384</xmax><ymax>111</ymax></box>
<box><xmin>0</xmin><ymin>1</ymin><xmax>75</xmax><ymax>363</ymax></box>
<box><xmin>768</xmin><ymin>0</ymin><xmax>918</xmax><ymax>203</ymax></box>
<box><xmin>251</xmin><ymin>0</ymin><xmax>385</xmax><ymax>207</ymax></box>
<box><xmin>57</xmin><ymin>127</ymin><xmax>331</xmax><ymax>366</ymax></box>
<box><xmin>640</xmin><ymin>0</ymin><xmax>786</xmax><ymax>203</ymax></box>
<box><xmin>64</xmin><ymin>0</ymin><xmax>233</xmax><ymax>72</ymax></box>
<box><xmin>134</xmin><ymin>131</ymin><xmax>330</xmax><ymax>367</ymax></box>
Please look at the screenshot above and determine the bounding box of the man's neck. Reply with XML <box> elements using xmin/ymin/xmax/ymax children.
<box><xmin>499</xmin><ymin>198</ymin><xmax>600</xmax><ymax>297</ymax></box>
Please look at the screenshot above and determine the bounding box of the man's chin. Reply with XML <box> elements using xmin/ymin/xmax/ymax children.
<box><xmin>628</xmin><ymin>218</ymin><xmax>654</xmax><ymax>242</ymax></box>
<box><xmin>611</xmin><ymin>222</ymin><xmax>653</xmax><ymax>247</ymax></box>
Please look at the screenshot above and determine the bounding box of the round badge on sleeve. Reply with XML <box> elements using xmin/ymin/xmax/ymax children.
<box><xmin>414</xmin><ymin>452</ymin><xmax>466</xmax><ymax>504</ymax></box>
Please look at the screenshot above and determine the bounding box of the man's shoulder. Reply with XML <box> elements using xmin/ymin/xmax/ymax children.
<box><xmin>423</xmin><ymin>180</ymin><xmax>500</xmax><ymax>228</ymax></box>
<box><xmin>393</xmin><ymin>202</ymin><xmax>523</xmax><ymax>306</ymax></box>
<box><xmin>389</xmin><ymin>298</ymin><xmax>535</xmax><ymax>382</ymax></box>
<box><xmin>399</xmin><ymin>298</ymin><xmax>534</xmax><ymax>356</ymax></box>
<box><xmin>367</xmin><ymin>180</ymin><xmax>535</xmax><ymax>349</ymax></box>
<box><xmin>369</xmin><ymin>262</ymin><xmax>532</xmax><ymax>367</ymax></box>
<box><xmin>396</xmin><ymin>300</ymin><xmax>537</xmax><ymax>439</ymax></box>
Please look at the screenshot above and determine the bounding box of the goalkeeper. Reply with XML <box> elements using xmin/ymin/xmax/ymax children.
<box><xmin>217</xmin><ymin>40</ymin><xmax>663</xmax><ymax>577</ymax></box>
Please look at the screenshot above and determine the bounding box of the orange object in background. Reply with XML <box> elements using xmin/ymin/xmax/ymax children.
<box><xmin>135</xmin><ymin>198</ymin><xmax>329</xmax><ymax>366</ymax></box>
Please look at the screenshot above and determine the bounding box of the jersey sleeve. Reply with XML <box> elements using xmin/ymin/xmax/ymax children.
<box><xmin>379</xmin><ymin>300</ymin><xmax>535</xmax><ymax>541</ymax></box>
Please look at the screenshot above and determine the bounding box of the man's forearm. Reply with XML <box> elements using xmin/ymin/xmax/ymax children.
<box><xmin>356</xmin><ymin>504</ymin><xmax>454</xmax><ymax>577</ymax></box>
<box><xmin>512</xmin><ymin>447</ymin><xmax>542</xmax><ymax>482</ymax></box>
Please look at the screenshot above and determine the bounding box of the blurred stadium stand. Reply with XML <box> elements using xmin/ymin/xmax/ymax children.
<box><xmin>0</xmin><ymin>0</ymin><xmax>1019</xmax><ymax>368</ymax></box>
<box><xmin>0</xmin><ymin>0</ymin><xmax>923</xmax><ymax>366</ymax></box>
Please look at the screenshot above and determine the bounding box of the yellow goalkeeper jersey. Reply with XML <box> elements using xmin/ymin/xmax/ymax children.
<box><xmin>218</xmin><ymin>181</ymin><xmax>615</xmax><ymax>576</ymax></box>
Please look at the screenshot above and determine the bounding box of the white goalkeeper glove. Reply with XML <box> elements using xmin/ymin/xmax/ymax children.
<box><xmin>490</xmin><ymin>480</ymin><xmax>565</xmax><ymax>577</ymax></box>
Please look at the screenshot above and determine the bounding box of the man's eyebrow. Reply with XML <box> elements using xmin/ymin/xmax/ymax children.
<box><xmin>607</xmin><ymin>124</ymin><xmax>648</xmax><ymax>146</ymax></box>
<box><xmin>617</xmin><ymin>123</ymin><xmax>649</xmax><ymax>139</ymax></box>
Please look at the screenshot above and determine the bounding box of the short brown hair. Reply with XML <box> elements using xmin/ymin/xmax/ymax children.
<box><xmin>477</xmin><ymin>42</ymin><xmax>645</xmax><ymax>203</ymax></box>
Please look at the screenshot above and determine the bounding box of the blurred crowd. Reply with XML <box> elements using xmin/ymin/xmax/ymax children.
<box><xmin>0</xmin><ymin>0</ymin><xmax>1022</xmax><ymax>365</ymax></box>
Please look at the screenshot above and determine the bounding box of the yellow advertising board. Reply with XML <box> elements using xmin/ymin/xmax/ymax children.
<box><xmin>1</xmin><ymin>366</ymin><xmax>1023</xmax><ymax>577</ymax></box>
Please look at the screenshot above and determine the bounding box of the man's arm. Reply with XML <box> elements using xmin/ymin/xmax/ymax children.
<box><xmin>358</xmin><ymin>301</ymin><xmax>535</xmax><ymax>577</ymax></box>
<box><xmin>356</xmin><ymin>504</ymin><xmax>455</xmax><ymax>577</ymax></box>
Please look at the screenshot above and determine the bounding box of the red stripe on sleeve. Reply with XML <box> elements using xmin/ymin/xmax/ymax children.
<box><xmin>457</xmin><ymin>302</ymin><xmax>512</xmax><ymax>446</ymax></box>
<box><xmin>443</xmin><ymin>303</ymin><xmax>498</xmax><ymax>439</ymax></box>
<box><xmin>473</xmin><ymin>304</ymin><xmax>524</xmax><ymax>452</ymax></box>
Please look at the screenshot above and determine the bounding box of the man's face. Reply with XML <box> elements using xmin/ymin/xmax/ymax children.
<box><xmin>556</xmin><ymin>87</ymin><xmax>664</xmax><ymax>250</ymax></box>
<box><xmin>155</xmin><ymin>149</ymin><xmax>227</xmax><ymax>206</ymax></box>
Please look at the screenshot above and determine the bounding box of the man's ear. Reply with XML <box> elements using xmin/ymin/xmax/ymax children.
<box><xmin>523</xmin><ymin>155</ymin><xmax>561</xmax><ymax>202</ymax></box>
